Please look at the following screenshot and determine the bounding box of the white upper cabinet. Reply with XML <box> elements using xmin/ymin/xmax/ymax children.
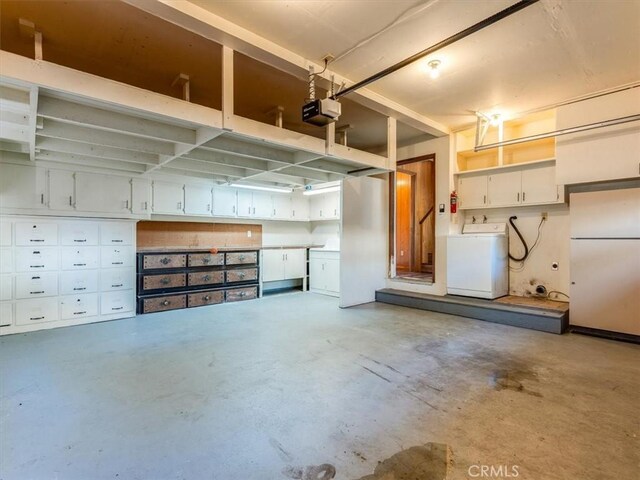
<box><xmin>458</xmin><ymin>174</ymin><xmax>487</xmax><ymax>209</ymax></box>
<box><xmin>521</xmin><ymin>163</ymin><xmax>559</xmax><ymax>205</ymax></box>
<box><xmin>237</xmin><ymin>189</ymin><xmax>253</xmax><ymax>217</ymax></box>
<box><xmin>0</xmin><ymin>163</ymin><xmax>47</xmax><ymax>210</ymax></box>
<box><xmin>291</xmin><ymin>194</ymin><xmax>309</xmax><ymax>221</ymax></box>
<box><xmin>212</xmin><ymin>186</ymin><xmax>237</xmax><ymax>217</ymax></box>
<box><xmin>184</xmin><ymin>184</ymin><xmax>212</xmax><ymax>216</ymax></box>
<box><xmin>75</xmin><ymin>173</ymin><xmax>131</xmax><ymax>214</ymax></box>
<box><xmin>237</xmin><ymin>190</ymin><xmax>272</xmax><ymax>218</ymax></box>
<box><xmin>487</xmin><ymin>170</ymin><xmax>521</xmax><ymax>207</ymax></box>
<box><xmin>48</xmin><ymin>170</ymin><xmax>76</xmax><ymax>211</ymax></box>
<box><xmin>152</xmin><ymin>181</ymin><xmax>184</xmax><ymax>215</ymax></box>
<box><xmin>309</xmin><ymin>191</ymin><xmax>341</xmax><ymax>221</ymax></box>
<box><xmin>271</xmin><ymin>194</ymin><xmax>292</xmax><ymax>220</ymax></box>
<box><xmin>131</xmin><ymin>178</ymin><xmax>151</xmax><ymax>215</ymax></box>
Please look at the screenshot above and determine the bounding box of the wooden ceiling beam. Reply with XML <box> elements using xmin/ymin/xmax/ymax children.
<box><xmin>36</xmin><ymin>137</ymin><xmax>160</xmax><ymax>165</ymax></box>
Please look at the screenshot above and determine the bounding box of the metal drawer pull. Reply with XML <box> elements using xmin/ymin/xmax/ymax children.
<box><xmin>111</xmin><ymin>284</ymin><xmax>123</xmax><ymax>288</ymax></box>
<box><xmin>73</xmin><ymin>311</ymin><xmax>87</xmax><ymax>315</ymax></box>
<box><xmin>203</xmin><ymin>295</ymin><xmax>211</xmax><ymax>301</ymax></box>
<box><xmin>239</xmin><ymin>255</ymin><xmax>245</xmax><ymax>261</ymax></box>
<box><xmin>73</xmin><ymin>287</ymin><xmax>86</xmax><ymax>291</ymax></box>
<box><xmin>239</xmin><ymin>272</ymin><xmax>246</xmax><ymax>278</ymax></box>
<box><xmin>73</xmin><ymin>263</ymin><xmax>86</xmax><ymax>267</ymax></box>
<box><xmin>112</xmin><ymin>306</ymin><xmax>123</xmax><ymax>311</ymax></box>
<box><xmin>33</xmin><ymin>251</ymin><xmax>41</xmax><ymax>254</ymax></box>
<box><xmin>30</xmin><ymin>291</ymin><xmax>45</xmax><ymax>294</ymax></box>
<box><xmin>113</xmin><ymin>262</ymin><xmax>123</xmax><ymax>265</ymax></box>
<box><xmin>30</xmin><ymin>316</ymin><xmax>45</xmax><ymax>321</ymax></box>
<box><xmin>74</xmin><ymin>239</ymin><xmax>87</xmax><ymax>243</ymax></box>
<box><xmin>203</xmin><ymin>275</ymin><xmax>211</xmax><ymax>281</ymax></box>
<box><xmin>31</xmin><ymin>276</ymin><xmax>41</xmax><ymax>280</ymax></box>
<box><xmin>202</xmin><ymin>257</ymin><xmax>210</xmax><ymax>264</ymax></box>
<box><xmin>30</xmin><ymin>239</ymin><xmax>44</xmax><ymax>242</ymax></box>
<box><xmin>160</xmin><ymin>257</ymin><xmax>172</xmax><ymax>265</ymax></box>
<box><xmin>112</xmin><ymin>239</ymin><xmax>123</xmax><ymax>243</ymax></box>
<box><xmin>160</xmin><ymin>278</ymin><xmax>171</xmax><ymax>285</ymax></box>
<box><xmin>162</xmin><ymin>300</ymin><xmax>170</xmax><ymax>306</ymax></box>
<box><xmin>239</xmin><ymin>292</ymin><xmax>246</xmax><ymax>297</ymax></box>
<box><xmin>30</xmin><ymin>265</ymin><xmax>44</xmax><ymax>268</ymax></box>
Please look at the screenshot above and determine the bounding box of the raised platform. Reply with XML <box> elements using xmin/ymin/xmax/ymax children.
<box><xmin>375</xmin><ymin>289</ymin><xmax>569</xmax><ymax>334</ymax></box>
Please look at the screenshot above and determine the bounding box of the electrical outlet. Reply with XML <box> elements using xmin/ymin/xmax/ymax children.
<box><xmin>541</xmin><ymin>212</ymin><xmax>548</xmax><ymax>220</ymax></box>
<box><xmin>247</xmin><ymin>230</ymin><xmax>252</xmax><ymax>238</ymax></box>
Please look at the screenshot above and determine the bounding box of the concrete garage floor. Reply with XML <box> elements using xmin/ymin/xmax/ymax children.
<box><xmin>1</xmin><ymin>293</ymin><xmax>638</xmax><ymax>480</ymax></box>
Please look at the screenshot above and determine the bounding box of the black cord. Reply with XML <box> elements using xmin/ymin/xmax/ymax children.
<box><xmin>508</xmin><ymin>216</ymin><xmax>529</xmax><ymax>262</ymax></box>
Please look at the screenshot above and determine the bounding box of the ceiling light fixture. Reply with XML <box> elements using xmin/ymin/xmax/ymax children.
<box><xmin>230</xmin><ymin>183</ymin><xmax>293</xmax><ymax>193</ymax></box>
<box><xmin>303</xmin><ymin>186</ymin><xmax>340</xmax><ymax>196</ymax></box>
<box><xmin>427</xmin><ymin>59</ymin><xmax>441</xmax><ymax>79</ymax></box>
<box><xmin>302</xmin><ymin>181</ymin><xmax>341</xmax><ymax>196</ymax></box>
<box><xmin>490</xmin><ymin>113</ymin><xmax>502</xmax><ymax>126</ymax></box>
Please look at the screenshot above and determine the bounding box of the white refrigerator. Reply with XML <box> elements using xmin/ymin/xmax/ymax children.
<box><xmin>570</xmin><ymin>188</ymin><xmax>640</xmax><ymax>336</ymax></box>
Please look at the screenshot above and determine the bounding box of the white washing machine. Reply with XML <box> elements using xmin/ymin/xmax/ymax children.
<box><xmin>446</xmin><ymin>223</ymin><xmax>508</xmax><ymax>299</ymax></box>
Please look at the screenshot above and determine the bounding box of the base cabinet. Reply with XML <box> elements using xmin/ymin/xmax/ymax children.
<box><xmin>0</xmin><ymin>216</ymin><xmax>136</xmax><ymax>335</ymax></box>
<box><xmin>262</xmin><ymin>248</ymin><xmax>306</xmax><ymax>282</ymax></box>
<box><xmin>309</xmin><ymin>250</ymin><xmax>340</xmax><ymax>297</ymax></box>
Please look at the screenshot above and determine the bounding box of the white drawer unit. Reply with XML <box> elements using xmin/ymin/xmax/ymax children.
<box><xmin>0</xmin><ymin>248</ymin><xmax>13</xmax><ymax>274</ymax></box>
<box><xmin>101</xmin><ymin>222</ymin><xmax>134</xmax><ymax>245</ymax></box>
<box><xmin>59</xmin><ymin>270</ymin><xmax>99</xmax><ymax>295</ymax></box>
<box><xmin>0</xmin><ymin>303</ymin><xmax>13</xmax><ymax>327</ymax></box>
<box><xmin>0</xmin><ymin>221</ymin><xmax>12</xmax><ymax>246</ymax></box>
<box><xmin>101</xmin><ymin>290</ymin><xmax>135</xmax><ymax>315</ymax></box>
<box><xmin>59</xmin><ymin>222</ymin><xmax>99</xmax><ymax>245</ymax></box>
<box><xmin>60</xmin><ymin>293</ymin><xmax>99</xmax><ymax>320</ymax></box>
<box><xmin>60</xmin><ymin>247</ymin><xmax>100</xmax><ymax>270</ymax></box>
<box><xmin>0</xmin><ymin>275</ymin><xmax>12</xmax><ymax>301</ymax></box>
<box><xmin>15</xmin><ymin>247</ymin><xmax>59</xmax><ymax>272</ymax></box>
<box><xmin>100</xmin><ymin>268</ymin><xmax>134</xmax><ymax>291</ymax></box>
<box><xmin>101</xmin><ymin>246</ymin><xmax>134</xmax><ymax>268</ymax></box>
<box><xmin>15</xmin><ymin>272</ymin><xmax>58</xmax><ymax>299</ymax></box>
<box><xmin>15</xmin><ymin>297</ymin><xmax>59</xmax><ymax>325</ymax></box>
<box><xmin>15</xmin><ymin>222</ymin><xmax>58</xmax><ymax>246</ymax></box>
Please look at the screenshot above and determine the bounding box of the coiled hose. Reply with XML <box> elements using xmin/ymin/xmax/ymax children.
<box><xmin>508</xmin><ymin>215</ymin><xmax>529</xmax><ymax>262</ymax></box>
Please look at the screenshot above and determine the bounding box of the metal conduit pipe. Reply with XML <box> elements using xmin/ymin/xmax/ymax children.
<box><xmin>331</xmin><ymin>0</ymin><xmax>540</xmax><ymax>100</ymax></box>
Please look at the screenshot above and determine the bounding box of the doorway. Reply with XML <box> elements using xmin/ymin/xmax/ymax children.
<box><xmin>391</xmin><ymin>154</ymin><xmax>436</xmax><ymax>283</ymax></box>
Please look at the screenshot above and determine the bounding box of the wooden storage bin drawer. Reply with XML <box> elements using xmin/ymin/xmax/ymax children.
<box><xmin>225</xmin><ymin>286</ymin><xmax>257</xmax><ymax>302</ymax></box>
<box><xmin>226</xmin><ymin>268</ymin><xmax>258</xmax><ymax>283</ymax></box>
<box><xmin>142</xmin><ymin>294</ymin><xmax>186</xmax><ymax>313</ymax></box>
<box><xmin>188</xmin><ymin>253</ymin><xmax>224</xmax><ymax>267</ymax></box>
<box><xmin>225</xmin><ymin>251</ymin><xmax>257</xmax><ymax>265</ymax></box>
<box><xmin>142</xmin><ymin>273</ymin><xmax>186</xmax><ymax>291</ymax></box>
<box><xmin>142</xmin><ymin>253</ymin><xmax>187</xmax><ymax>270</ymax></box>
<box><xmin>187</xmin><ymin>290</ymin><xmax>224</xmax><ymax>307</ymax></box>
<box><xmin>188</xmin><ymin>270</ymin><xmax>224</xmax><ymax>287</ymax></box>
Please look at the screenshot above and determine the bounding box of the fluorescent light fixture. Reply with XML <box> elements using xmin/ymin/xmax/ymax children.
<box><xmin>303</xmin><ymin>186</ymin><xmax>340</xmax><ymax>196</ymax></box>
<box><xmin>230</xmin><ymin>183</ymin><xmax>293</xmax><ymax>193</ymax></box>
<box><xmin>427</xmin><ymin>59</ymin><xmax>441</xmax><ymax>79</ymax></box>
<box><xmin>490</xmin><ymin>113</ymin><xmax>502</xmax><ymax>126</ymax></box>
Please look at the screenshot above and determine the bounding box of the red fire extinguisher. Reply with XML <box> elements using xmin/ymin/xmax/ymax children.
<box><xmin>450</xmin><ymin>190</ymin><xmax>458</xmax><ymax>214</ymax></box>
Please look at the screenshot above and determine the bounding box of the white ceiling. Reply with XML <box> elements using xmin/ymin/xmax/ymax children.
<box><xmin>191</xmin><ymin>0</ymin><xmax>640</xmax><ymax>129</ymax></box>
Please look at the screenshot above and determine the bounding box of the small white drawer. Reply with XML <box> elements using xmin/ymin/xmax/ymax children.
<box><xmin>0</xmin><ymin>275</ymin><xmax>12</xmax><ymax>301</ymax></box>
<box><xmin>100</xmin><ymin>268</ymin><xmax>134</xmax><ymax>291</ymax></box>
<box><xmin>101</xmin><ymin>290</ymin><xmax>135</xmax><ymax>315</ymax></box>
<box><xmin>100</xmin><ymin>222</ymin><xmax>134</xmax><ymax>245</ymax></box>
<box><xmin>16</xmin><ymin>297</ymin><xmax>59</xmax><ymax>325</ymax></box>
<box><xmin>60</xmin><ymin>270</ymin><xmax>99</xmax><ymax>295</ymax></box>
<box><xmin>15</xmin><ymin>223</ymin><xmax>58</xmax><ymax>246</ymax></box>
<box><xmin>0</xmin><ymin>222</ymin><xmax>11</xmax><ymax>246</ymax></box>
<box><xmin>60</xmin><ymin>293</ymin><xmax>98</xmax><ymax>320</ymax></box>
<box><xmin>15</xmin><ymin>247</ymin><xmax>59</xmax><ymax>272</ymax></box>
<box><xmin>101</xmin><ymin>246</ymin><xmax>134</xmax><ymax>268</ymax></box>
<box><xmin>0</xmin><ymin>248</ymin><xmax>13</xmax><ymax>274</ymax></box>
<box><xmin>60</xmin><ymin>222</ymin><xmax>99</xmax><ymax>245</ymax></box>
<box><xmin>60</xmin><ymin>247</ymin><xmax>100</xmax><ymax>270</ymax></box>
<box><xmin>0</xmin><ymin>302</ymin><xmax>13</xmax><ymax>327</ymax></box>
<box><xmin>15</xmin><ymin>273</ymin><xmax>58</xmax><ymax>299</ymax></box>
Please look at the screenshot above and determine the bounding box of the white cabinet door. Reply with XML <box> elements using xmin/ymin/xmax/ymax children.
<box><xmin>309</xmin><ymin>258</ymin><xmax>324</xmax><ymax>289</ymax></box>
<box><xmin>283</xmin><ymin>249</ymin><xmax>306</xmax><ymax>279</ymax></box>
<box><xmin>324</xmin><ymin>191</ymin><xmax>340</xmax><ymax>219</ymax></box>
<box><xmin>48</xmin><ymin>169</ymin><xmax>75</xmax><ymax>211</ymax></box>
<box><xmin>0</xmin><ymin>163</ymin><xmax>47</xmax><ymax>210</ymax></box>
<box><xmin>59</xmin><ymin>270</ymin><xmax>99</xmax><ymax>295</ymax></box>
<box><xmin>309</xmin><ymin>195</ymin><xmax>323</xmax><ymax>220</ymax></box>
<box><xmin>75</xmin><ymin>173</ymin><xmax>131</xmax><ymax>213</ymax></box>
<box><xmin>261</xmin><ymin>250</ymin><xmax>285</xmax><ymax>282</ymax></box>
<box><xmin>272</xmin><ymin>194</ymin><xmax>292</xmax><ymax>220</ymax></box>
<box><xmin>458</xmin><ymin>174</ymin><xmax>488</xmax><ymax>209</ymax></box>
<box><xmin>152</xmin><ymin>181</ymin><xmax>184</xmax><ymax>214</ymax></box>
<box><xmin>291</xmin><ymin>194</ymin><xmax>309</xmax><ymax>221</ymax></box>
<box><xmin>132</xmin><ymin>178</ymin><xmax>151</xmax><ymax>214</ymax></box>
<box><xmin>521</xmin><ymin>164</ymin><xmax>559</xmax><ymax>205</ymax></box>
<box><xmin>212</xmin><ymin>187</ymin><xmax>237</xmax><ymax>217</ymax></box>
<box><xmin>237</xmin><ymin>190</ymin><xmax>253</xmax><ymax>217</ymax></box>
<box><xmin>253</xmin><ymin>191</ymin><xmax>272</xmax><ymax>218</ymax></box>
<box><xmin>324</xmin><ymin>259</ymin><xmax>340</xmax><ymax>293</ymax></box>
<box><xmin>59</xmin><ymin>222</ymin><xmax>99</xmax><ymax>245</ymax></box>
<box><xmin>487</xmin><ymin>170</ymin><xmax>521</xmax><ymax>207</ymax></box>
<box><xmin>184</xmin><ymin>184</ymin><xmax>212</xmax><ymax>216</ymax></box>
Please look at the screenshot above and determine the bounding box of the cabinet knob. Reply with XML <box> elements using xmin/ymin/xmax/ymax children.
<box><xmin>203</xmin><ymin>295</ymin><xmax>211</xmax><ymax>301</ymax></box>
<box><xmin>160</xmin><ymin>277</ymin><xmax>171</xmax><ymax>285</ymax></box>
<box><xmin>162</xmin><ymin>300</ymin><xmax>170</xmax><ymax>306</ymax></box>
<box><xmin>203</xmin><ymin>275</ymin><xmax>211</xmax><ymax>281</ymax></box>
<box><xmin>160</xmin><ymin>257</ymin><xmax>171</xmax><ymax>265</ymax></box>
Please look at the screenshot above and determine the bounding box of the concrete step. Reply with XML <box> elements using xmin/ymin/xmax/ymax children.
<box><xmin>375</xmin><ymin>288</ymin><xmax>569</xmax><ymax>334</ymax></box>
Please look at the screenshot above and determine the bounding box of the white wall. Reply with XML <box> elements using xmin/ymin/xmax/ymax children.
<box><xmin>310</xmin><ymin>220</ymin><xmax>340</xmax><ymax>248</ymax></box>
<box><xmin>386</xmin><ymin>135</ymin><xmax>455</xmax><ymax>295</ymax></box>
<box><xmin>261</xmin><ymin>221</ymin><xmax>311</xmax><ymax>247</ymax></box>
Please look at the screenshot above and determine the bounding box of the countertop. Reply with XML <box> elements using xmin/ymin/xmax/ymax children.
<box><xmin>136</xmin><ymin>245</ymin><xmax>327</xmax><ymax>253</ymax></box>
